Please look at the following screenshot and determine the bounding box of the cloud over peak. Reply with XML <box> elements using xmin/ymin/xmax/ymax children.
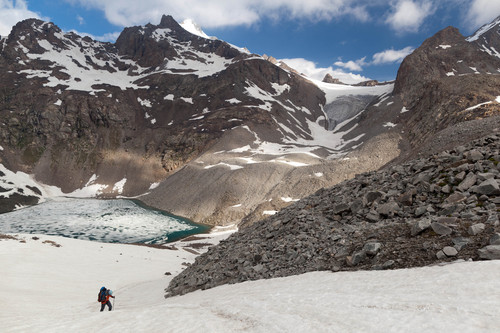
<box><xmin>372</xmin><ymin>46</ymin><xmax>414</xmax><ymax>65</ymax></box>
<box><xmin>0</xmin><ymin>0</ymin><xmax>43</xmax><ymax>36</ymax></box>
<box><xmin>385</xmin><ymin>0</ymin><xmax>434</xmax><ymax>33</ymax></box>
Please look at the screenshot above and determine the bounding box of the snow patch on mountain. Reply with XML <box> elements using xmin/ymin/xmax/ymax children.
<box><xmin>17</xmin><ymin>32</ymin><xmax>148</xmax><ymax>93</ymax></box>
<box><xmin>466</xmin><ymin>16</ymin><xmax>500</xmax><ymax>42</ymax></box>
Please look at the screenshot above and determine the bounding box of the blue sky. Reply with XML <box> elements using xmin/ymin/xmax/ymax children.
<box><xmin>1</xmin><ymin>0</ymin><xmax>500</xmax><ymax>83</ymax></box>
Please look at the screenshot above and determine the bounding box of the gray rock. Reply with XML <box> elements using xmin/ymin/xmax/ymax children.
<box><xmin>382</xmin><ymin>260</ymin><xmax>395</xmax><ymax>269</ymax></box>
<box><xmin>411</xmin><ymin>218</ymin><xmax>431</xmax><ymax>236</ymax></box>
<box><xmin>445</xmin><ymin>193</ymin><xmax>467</xmax><ymax>204</ymax></box>
<box><xmin>468</xmin><ymin>223</ymin><xmax>486</xmax><ymax>236</ymax></box>
<box><xmin>489</xmin><ymin>233</ymin><xmax>500</xmax><ymax>245</ymax></box>
<box><xmin>478</xmin><ymin>245</ymin><xmax>500</xmax><ymax>260</ymax></box>
<box><xmin>443</xmin><ymin>246</ymin><xmax>458</xmax><ymax>256</ymax></box>
<box><xmin>475</xmin><ymin>178</ymin><xmax>500</xmax><ymax>195</ymax></box>
<box><xmin>333</xmin><ymin>203</ymin><xmax>350</xmax><ymax>214</ymax></box>
<box><xmin>431</xmin><ymin>222</ymin><xmax>453</xmax><ymax>236</ymax></box>
<box><xmin>452</xmin><ymin>237</ymin><xmax>471</xmax><ymax>251</ymax></box>
<box><xmin>455</xmin><ymin>171</ymin><xmax>466</xmax><ymax>181</ymax></box>
<box><xmin>477</xmin><ymin>172</ymin><xmax>496</xmax><ymax>181</ymax></box>
<box><xmin>457</xmin><ymin>173</ymin><xmax>477</xmax><ymax>192</ymax></box>
<box><xmin>364</xmin><ymin>191</ymin><xmax>383</xmax><ymax>205</ymax></box>
<box><xmin>437</xmin><ymin>217</ymin><xmax>458</xmax><ymax>225</ymax></box>
<box><xmin>398</xmin><ymin>191</ymin><xmax>414</xmax><ymax>206</ymax></box>
<box><xmin>436</xmin><ymin>250</ymin><xmax>447</xmax><ymax>259</ymax></box>
<box><xmin>366</xmin><ymin>211</ymin><xmax>381</xmax><ymax>223</ymax></box>
<box><xmin>415</xmin><ymin>206</ymin><xmax>427</xmax><ymax>217</ymax></box>
<box><xmin>363</xmin><ymin>242</ymin><xmax>382</xmax><ymax>255</ymax></box>
<box><xmin>350</xmin><ymin>200</ymin><xmax>364</xmax><ymax>214</ymax></box>
<box><xmin>486</xmin><ymin>214</ymin><xmax>499</xmax><ymax>226</ymax></box>
<box><xmin>348</xmin><ymin>251</ymin><xmax>366</xmax><ymax>266</ymax></box>
<box><xmin>377</xmin><ymin>202</ymin><xmax>401</xmax><ymax>217</ymax></box>
<box><xmin>465</xmin><ymin>149</ymin><xmax>484</xmax><ymax>162</ymax></box>
<box><xmin>253</xmin><ymin>264</ymin><xmax>264</xmax><ymax>272</ymax></box>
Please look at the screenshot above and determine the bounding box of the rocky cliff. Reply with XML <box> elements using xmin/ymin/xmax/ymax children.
<box><xmin>0</xmin><ymin>15</ymin><xmax>400</xmax><ymax>224</ymax></box>
<box><xmin>166</xmin><ymin>127</ymin><xmax>500</xmax><ymax>297</ymax></box>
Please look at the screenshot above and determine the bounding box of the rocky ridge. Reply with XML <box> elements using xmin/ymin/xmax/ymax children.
<box><xmin>166</xmin><ymin>132</ymin><xmax>500</xmax><ymax>297</ymax></box>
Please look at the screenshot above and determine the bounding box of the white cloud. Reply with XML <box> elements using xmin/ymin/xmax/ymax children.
<box><xmin>63</xmin><ymin>0</ymin><xmax>382</xmax><ymax>28</ymax></box>
<box><xmin>332</xmin><ymin>46</ymin><xmax>413</xmax><ymax>74</ymax></box>
<box><xmin>278</xmin><ymin>57</ymin><xmax>371</xmax><ymax>84</ymax></box>
<box><xmin>334</xmin><ymin>57</ymin><xmax>367</xmax><ymax>72</ymax></box>
<box><xmin>372</xmin><ymin>46</ymin><xmax>414</xmax><ymax>64</ymax></box>
<box><xmin>0</xmin><ymin>0</ymin><xmax>43</xmax><ymax>36</ymax></box>
<box><xmin>385</xmin><ymin>0</ymin><xmax>434</xmax><ymax>33</ymax></box>
<box><xmin>466</xmin><ymin>0</ymin><xmax>500</xmax><ymax>29</ymax></box>
<box><xmin>77</xmin><ymin>15</ymin><xmax>85</xmax><ymax>25</ymax></box>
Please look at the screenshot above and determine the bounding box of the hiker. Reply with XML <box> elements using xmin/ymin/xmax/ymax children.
<box><xmin>98</xmin><ymin>286</ymin><xmax>115</xmax><ymax>312</ymax></box>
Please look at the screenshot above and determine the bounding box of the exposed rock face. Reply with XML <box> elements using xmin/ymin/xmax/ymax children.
<box><xmin>322</xmin><ymin>74</ymin><xmax>343</xmax><ymax>84</ymax></box>
<box><xmin>391</xmin><ymin>24</ymin><xmax>500</xmax><ymax>157</ymax></box>
<box><xmin>166</xmin><ymin>133</ymin><xmax>500</xmax><ymax>297</ymax></box>
<box><xmin>0</xmin><ymin>15</ymin><xmax>331</xmax><ymax>213</ymax></box>
<box><xmin>353</xmin><ymin>80</ymin><xmax>379</xmax><ymax>86</ymax></box>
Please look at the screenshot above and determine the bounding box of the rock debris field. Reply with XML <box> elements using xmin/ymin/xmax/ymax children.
<box><xmin>167</xmin><ymin>134</ymin><xmax>500</xmax><ymax>297</ymax></box>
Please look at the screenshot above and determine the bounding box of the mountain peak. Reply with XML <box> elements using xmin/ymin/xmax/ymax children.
<box><xmin>159</xmin><ymin>15</ymin><xmax>182</xmax><ymax>30</ymax></box>
<box><xmin>9</xmin><ymin>18</ymin><xmax>61</xmax><ymax>40</ymax></box>
<box><xmin>467</xmin><ymin>15</ymin><xmax>500</xmax><ymax>42</ymax></box>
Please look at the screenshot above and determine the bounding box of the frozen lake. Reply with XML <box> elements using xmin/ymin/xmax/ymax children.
<box><xmin>0</xmin><ymin>198</ymin><xmax>210</xmax><ymax>244</ymax></box>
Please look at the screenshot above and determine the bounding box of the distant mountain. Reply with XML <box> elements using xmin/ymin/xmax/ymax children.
<box><xmin>3</xmin><ymin>14</ymin><xmax>500</xmax><ymax>229</ymax></box>
<box><xmin>0</xmin><ymin>15</ymin><xmax>391</xmax><ymax>221</ymax></box>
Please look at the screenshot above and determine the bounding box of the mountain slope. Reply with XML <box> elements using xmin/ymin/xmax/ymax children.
<box><xmin>167</xmin><ymin>129</ymin><xmax>500</xmax><ymax>296</ymax></box>
<box><xmin>0</xmin><ymin>15</ymin><xmax>396</xmax><ymax>224</ymax></box>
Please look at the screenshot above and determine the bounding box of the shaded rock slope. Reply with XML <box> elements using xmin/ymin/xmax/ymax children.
<box><xmin>166</xmin><ymin>131</ymin><xmax>500</xmax><ymax>297</ymax></box>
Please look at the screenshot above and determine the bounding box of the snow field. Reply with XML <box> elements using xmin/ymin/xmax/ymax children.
<box><xmin>1</xmin><ymin>232</ymin><xmax>500</xmax><ymax>332</ymax></box>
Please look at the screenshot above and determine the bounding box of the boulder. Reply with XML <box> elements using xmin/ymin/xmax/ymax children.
<box><xmin>436</xmin><ymin>250</ymin><xmax>447</xmax><ymax>259</ymax></box>
<box><xmin>468</xmin><ymin>223</ymin><xmax>486</xmax><ymax>236</ymax></box>
<box><xmin>411</xmin><ymin>218</ymin><xmax>431</xmax><ymax>236</ymax></box>
<box><xmin>475</xmin><ymin>178</ymin><xmax>500</xmax><ymax>195</ymax></box>
<box><xmin>489</xmin><ymin>233</ymin><xmax>500</xmax><ymax>245</ymax></box>
<box><xmin>457</xmin><ymin>173</ymin><xmax>477</xmax><ymax>192</ymax></box>
<box><xmin>465</xmin><ymin>149</ymin><xmax>484</xmax><ymax>161</ymax></box>
<box><xmin>443</xmin><ymin>246</ymin><xmax>458</xmax><ymax>257</ymax></box>
<box><xmin>431</xmin><ymin>222</ymin><xmax>453</xmax><ymax>236</ymax></box>
<box><xmin>364</xmin><ymin>191</ymin><xmax>383</xmax><ymax>205</ymax></box>
<box><xmin>452</xmin><ymin>237</ymin><xmax>470</xmax><ymax>247</ymax></box>
<box><xmin>377</xmin><ymin>202</ymin><xmax>401</xmax><ymax>217</ymax></box>
<box><xmin>363</xmin><ymin>242</ymin><xmax>382</xmax><ymax>256</ymax></box>
<box><xmin>445</xmin><ymin>193</ymin><xmax>467</xmax><ymax>204</ymax></box>
<box><xmin>478</xmin><ymin>245</ymin><xmax>500</xmax><ymax>260</ymax></box>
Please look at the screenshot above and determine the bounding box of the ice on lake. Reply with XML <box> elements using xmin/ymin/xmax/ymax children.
<box><xmin>0</xmin><ymin>198</ymin><xmax>209</xmax><ymax>243</ymax></box>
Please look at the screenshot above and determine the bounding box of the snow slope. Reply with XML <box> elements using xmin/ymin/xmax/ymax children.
<box><xmin>1</xmin><ymin>233</ymin><xmax>499</xmax><ymax>332</ymax></box>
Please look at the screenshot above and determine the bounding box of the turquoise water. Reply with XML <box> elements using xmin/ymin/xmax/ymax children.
<box><xmin>0</xmin><ymin>198</ymin><xmax>210</xmax><ymax>244</ymax></box>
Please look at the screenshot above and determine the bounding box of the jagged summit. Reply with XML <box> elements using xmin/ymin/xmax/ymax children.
<box><xmin>159</xmin><ymin>14</ymin><xmax>182</xmax><ymax>29</ymax></box>
<box><xmin>466</xmin><ymin>15</ymin><xmax>500</xmax><ymax>42</ymax></box>
<box><xmin>115</xmin><ymin>14</ymin><xmax>243</xmax><ymax>68</ymax></box>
